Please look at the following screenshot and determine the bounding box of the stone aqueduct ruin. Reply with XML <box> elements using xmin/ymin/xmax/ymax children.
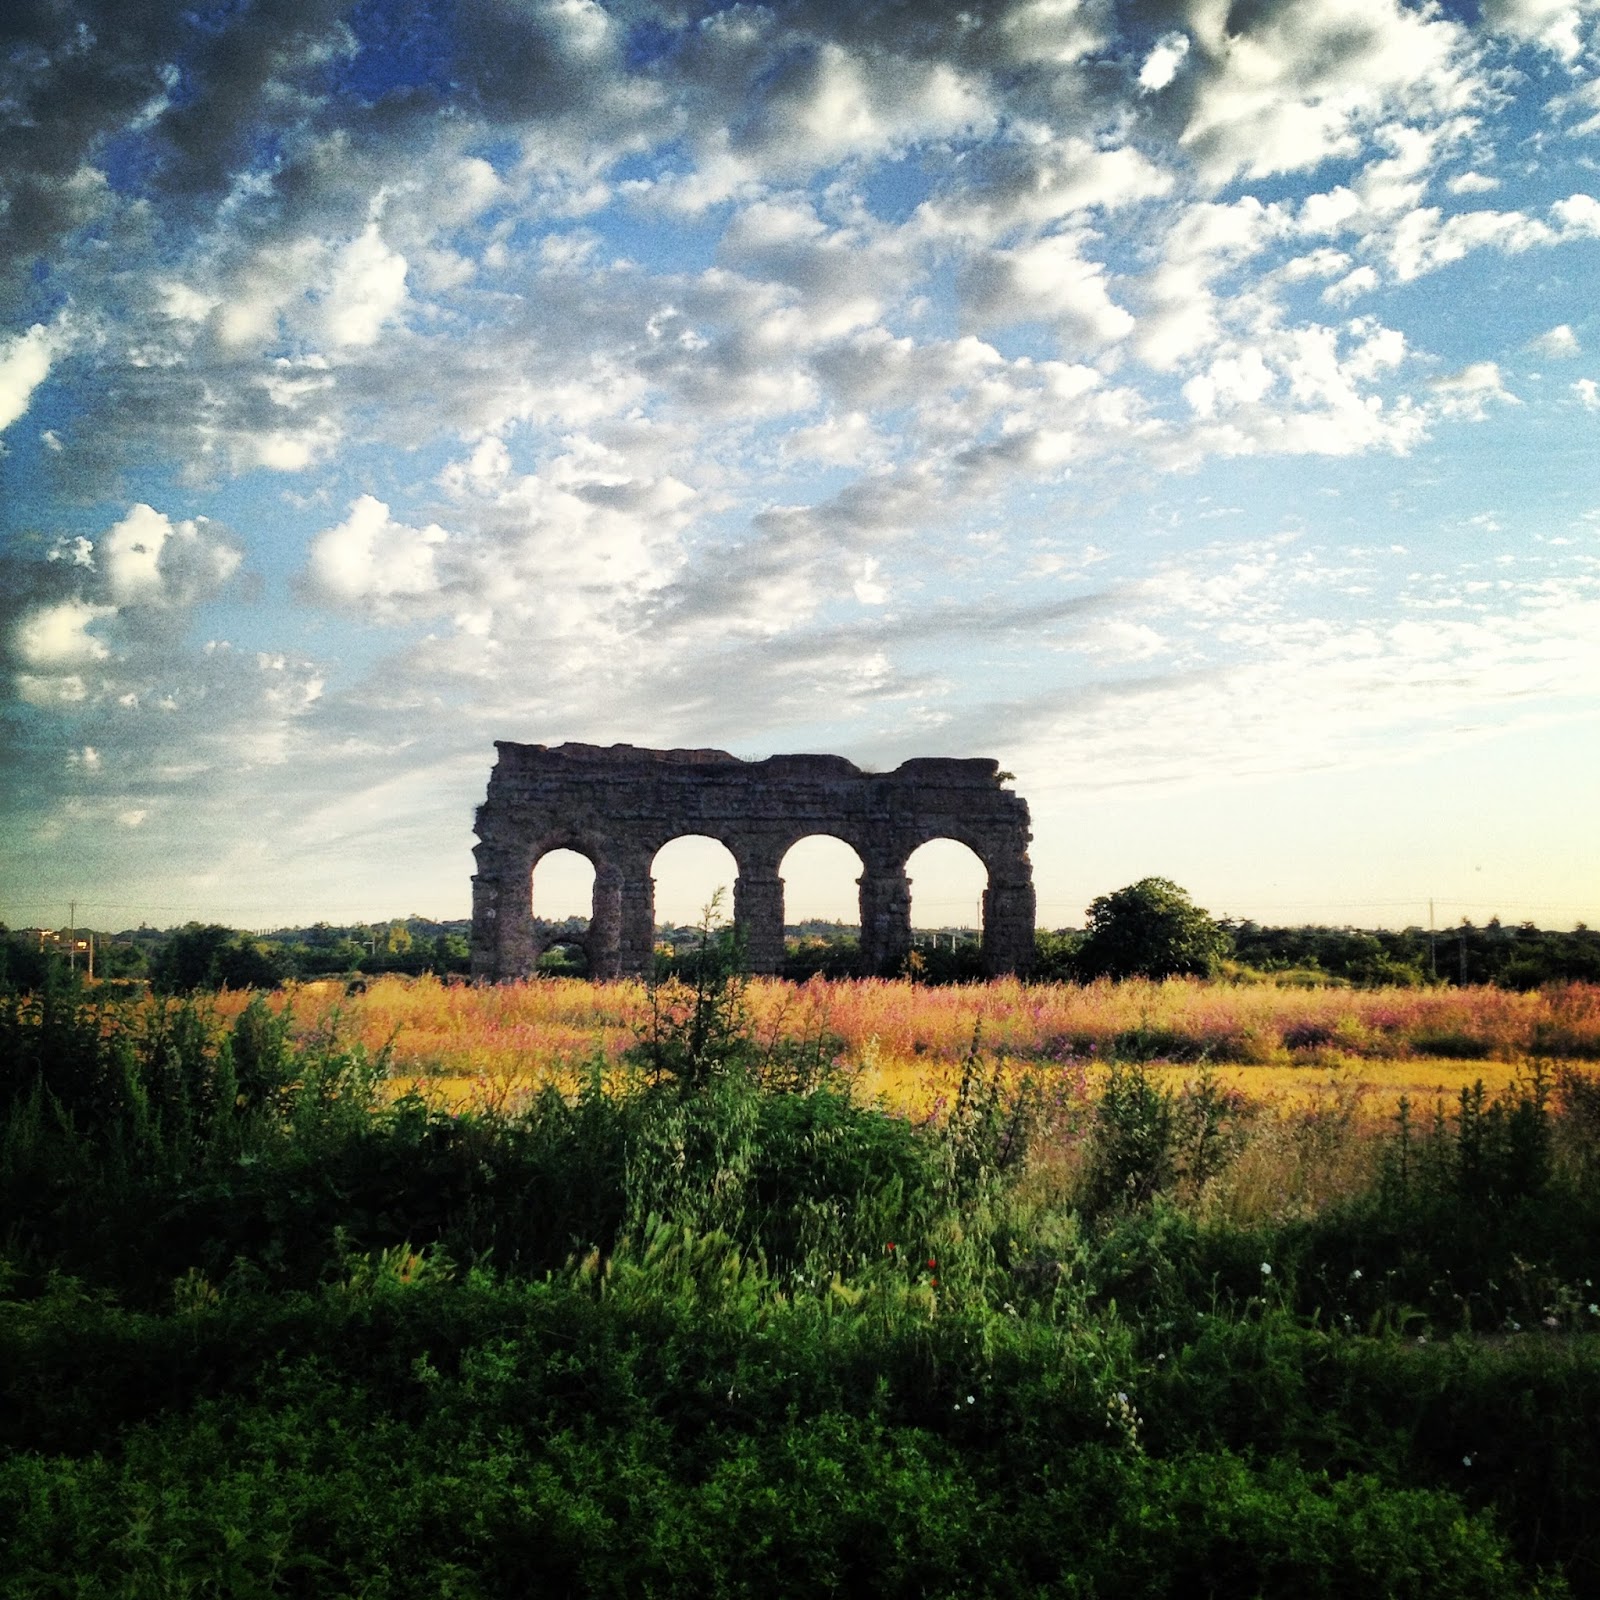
<box><xmin>470</xmin><ymin>742</ymin><xmax>1036</xmax><ymax>980</ymax></box>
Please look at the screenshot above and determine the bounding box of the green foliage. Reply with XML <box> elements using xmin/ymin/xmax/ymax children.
<box><xmin>2</xmin><ymin>983</ymin><xmax>1598</xmax><ymax>1594</ymax></box>
<box><xmin>1076</xmin><ymin>877</ymin><xmax>1230</xmax><ymax>982</ymax></box>
<box><xmin>148</xmin><ymin>922</ymin><xmax>236</xmax><ymax>993</ymax></box>
<box><xmin>1032</xmin><ymin>926</ymin><xmax>1084</xmax><ymax>981</ymax></box>
<box><xmin>1082</xmin><ymin>1061</ymin><xmax>1256</xmax><ymax>1215</ymax></box>
<box><xmin>631</xmin><ymin>897</ymin><xmax>753</xmax><ymax>1094</ymax></box>
<box><xmin>1225</xmin><ymin>919</ymin><xmax>1600</xmax><ymax>990</ymax></box>
<box><xmin>780</xmin><ymin>932</ymin><xmax>861</xmax><ymax>980</ymax></box>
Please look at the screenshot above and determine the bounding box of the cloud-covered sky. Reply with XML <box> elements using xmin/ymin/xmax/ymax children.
<box><xmin>3</xmin><ymin>0</ymin><xmax>1598</xmax><ymax>933</ymax></box>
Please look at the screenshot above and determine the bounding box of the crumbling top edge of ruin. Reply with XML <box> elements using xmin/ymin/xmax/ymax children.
<box><xmin>490</xmin><ymin>740</ymin><xmax>1011</xmax><ymax>786</ymax></box>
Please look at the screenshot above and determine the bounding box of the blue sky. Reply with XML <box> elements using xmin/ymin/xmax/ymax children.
<box><xmin>2</xmin><ymin>0</ymin><xmax>1598</xmax><ymax>934</ymax></box>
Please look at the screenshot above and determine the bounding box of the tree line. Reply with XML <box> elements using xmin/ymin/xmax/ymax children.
<box><xmin>3</xmin><ymin>879</ymin><xmax>1597</xmax><ymax>992</ymax></box>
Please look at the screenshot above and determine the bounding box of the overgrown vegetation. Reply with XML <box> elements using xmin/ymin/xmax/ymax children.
<box><xmin>8</xmin><ymin>889</ymin><xmax>1597</xmax><ymax>994</ymax></box>
<box><xmin>3</xmin><ymin>960</ymin><xmax>1599</xmax><ymax>1595</ymax></box>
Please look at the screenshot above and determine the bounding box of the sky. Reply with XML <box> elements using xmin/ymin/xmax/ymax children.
<box><xmin>2</xmin><ymin>0</ymin><xmax>1599</xmax><ymax>936</ymax></box>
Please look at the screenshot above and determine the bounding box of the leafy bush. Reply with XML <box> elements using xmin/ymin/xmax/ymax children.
<box><xmin>1075</xmin><ymin>878</ymin><xmax>1230</xmax><ymax>982</ymax></box>
<box><xmin>2</xmin><ymin>978</ymin><xmax>1598</xmax><ymax>1594</ymax></box>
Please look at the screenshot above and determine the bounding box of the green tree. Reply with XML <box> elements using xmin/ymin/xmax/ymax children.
<box><xmin>1075</xmin><ymin>877</ymin><xmax>1228</xmax><ymax>981</ymax></box>
<box><xmin>433</xmin><ymin>932</ymin><xmax>471</xmax><ymax>973</ymax></box>
<box><xmin>214</xmin><ymin>937</ymin><xmax>292</xmax><ymax>991</ymax></box>
<box><xmin>149</xmin><ymin>923</ymin><xmax>236</xmax><ymax>994</ymax></box>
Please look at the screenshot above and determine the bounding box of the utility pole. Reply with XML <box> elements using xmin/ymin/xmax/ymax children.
<box><xmin>1459</xmin><ymin>926</ymin><xmax>1468</xmax><ymax>986</ymax></box>
<box><xmin>1428</xmin><ymin>899</ymin><xmax>1437</xmax><ymax>982</ymax></box>
<box><xmin>68</xmin><ymin>900</ymin><xmax>77</xmax><ymax>974</ymax></box>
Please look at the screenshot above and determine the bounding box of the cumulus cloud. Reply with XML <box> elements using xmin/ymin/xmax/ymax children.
<box><xmin>1174</xmin><ymin>0</ymin><xmax>1473</xmax><ymax>185</ymax></box>
<box><xmin>1481</xmin><ymin>0</ymin><xmax>1595</xmax><ymax>60</ymax></box>
<box><xmin>306</xmin><ymin>496</ymin><xmax>451</xmax><ymax>616</ymax></box>
<box><xmin>2</xmin><ymin>503</ymin><xmax>243</xmax><ymax>732</ymax></box>
<box><xmin>12</xmin><ymin>599</ymin><xmax>113</xmax><ymax>671</ymax></box>
<box><xmin>1139</xmin><ymin>33</ymin><xmax>1191</xmax><ymax>94</ymax></box>
<box><xmin>0</xmin><ymin>324</ymin><xmax>61</xmax><ymax>433</ymax></box>
<box><xmin>960</xmin><ymin>232</ymin><xmax>1136</xmax><ymax>351</ymax></box>
<box><xmin>102</xmin><ymin>505</ymin><xmax>242</xmax><ymax>608</ymax></box>
<box><xmin>315</xmin><ymin>225</ymin><xmax>410</xmax><ymax>348</ymax></box>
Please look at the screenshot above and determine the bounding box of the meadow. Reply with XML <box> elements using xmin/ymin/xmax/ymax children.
<box><xmin>246</xmin><ymin>970</ymin><xmax>1600</xmax><ymax>1116</ymax></box>
<box><xmin>3</xmin><ymin>971</ymin><xmax>1599</xmax><ymax>1595</ymax></box>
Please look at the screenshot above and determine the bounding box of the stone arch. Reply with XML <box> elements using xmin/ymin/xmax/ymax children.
<box><xmin>531</xmin><ymin>845</ymin><xmax>596</xmax><ymax>919</ymax></box>
<box><xmin>535</xmin><ymin>935</ymin><xmax>590</xmax><ymax>978</ymax></box>
<box><xmin>650</xmin><ymin>834</ymin><xmax>741</xmax><ymax>930</ymax></box>
<box><xmin>779</xmin><ymin>833</ymin><xmax>866</xmax><ymax>923</ymax></box>
<box><xmin>904</xmin><ymin>837</ymin><xmax>989</xmax><ymax>940</ymax></box>
<box><xmin>885</xmin><ymin>811</ymin><xmax>1035</xmax><ymax>976</ymax></box>
<box><xmin>527</xmin><ymin>847</ymin><xmax>596</xmax><ymax>977</ymax></box>
<box><xmin>471</xmin><ymin>743</ymin><xmax>1034</xmax><ymax>980</ymax></box>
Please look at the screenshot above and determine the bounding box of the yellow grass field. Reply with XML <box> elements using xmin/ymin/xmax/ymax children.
<box><xmin>215</xmin><ymin>973</ymin><xmax>1600</xmax><ymax>1122</ymax></box>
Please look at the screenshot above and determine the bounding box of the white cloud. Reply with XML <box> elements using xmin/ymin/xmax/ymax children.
<box><xmin>1560</xmin><ymin>79</ymin><xmax>1600</xmax><ymax>137</ymax></box>
<box><xmin>1168</xmin><ymin>318</ymin><xmax>1424</xmax><ymax>462</ymax></box>
<box><xmin>852</xmin><ymin>557</ymin><xmax>888</xmax><ymax>605</ymax></box>
<box><xmin>782</xmin><ymin>411</ymin><xmax>884</xmax><ymax>466</ymax></box>
<box><xmin>914</xmin><ymin>140</ymin><xmax>1173</xmax><ymax>246</ymax></box>
<box><xmin>306</xmin><ymin>496</ymin><xmax>451</xmax><ymax>614</ymax></box>
<box><xmin>1177</xmin><ymin>0</ymin><xmax>1472</xmax><ymax>185</ymax></box>
<box><xmin>1481</xmin><ymin>0</ymin><xmax>1593</xmax><ymax>60</ymax></box>
<box><xmin>0</xmin><ymin>324</ymin><xmax>60</xmax><ymax>433</ymax></box>
<box><xmin>1575</xmin><ymin>378</ymin><xmax>1600</xmax><ymax>409</ymax></box>
<box><xmin>1530</xmin><ymin>324</ymin><xmax>1581</xmax><ymax>358</ymax></box>
<box><xmin>1139</xmin><ymin>33</ymin><xmax>1190</xmax><ymax>94</ymax></box>
<box><xmin>763</xmin><ymin>46</ymin><xmax>990</xmax><ymax>165</ymax></box>
<box><xmin>1183</xmin><ymin>349</ymin><xmax>1275</xmax><ymax>418</ymax></box>
<box><xmin>315</xmin><ymin>224</ymin><xmax>409</xmax><ymax>348</ymax></box>
<box><xmin>1388</xmin><ymin>205</ymin><xmax>1555</xmax><ymax>280</ymax></box>
<box><xmin>101</xmin><ymin>504</ymin><xmax>242</xmax><ymax>607</ymax></box>
<box><xmin>12</xmin><ymin>599</ymin><xmax>113</xmax><ymax>669</ymax></box>
<box><xmin>961</xmin><ymin>231</ymin><xmax>1136</xmax><ymax>350</ymax></box>
<box><xmin>15</xmin><ymin>674</ymin><xmax>90</xmax><ymax>708</ymax></box>
<box><xmin>102</xmin><ymin>505</ymin><xmax>169</xmax><ymax>602</ymax></box>
<box><xmin>1550</xmin><ymin>193</ymin><xmax>1600</xmax><ymax>235</ymax></box>
<box><xmin>1137</xmin><ymin>197</ymin><xmax>1290</xmax><ymax>369</ymax></box>
<box><xmin>1448</xmin><ymin>171</ymin><xmax>1500</xmax><ymax>195</ymax></box>
<box><xmin>1431</xmin><ymin>361</ymin><xmax>1518</xmax><ymax>419</ymax></box>
<box><xmin>1323</xmin><ymin>265</ymin><xmax>1379</xmax><ymax>306</ymax></box>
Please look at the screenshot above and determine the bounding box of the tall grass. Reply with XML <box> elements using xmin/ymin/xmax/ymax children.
<box><xmin>4</xmin><ymin>971</ymin><xmax>1599</xmax><ymax>1594</ymax></box>
<box><xmin>234</xmin><ymin>974</ymin><xmax>1600</xmax><ymax>1119</ymax></box>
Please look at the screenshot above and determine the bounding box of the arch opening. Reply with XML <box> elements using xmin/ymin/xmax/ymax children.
<box><xmin>531</xmin><ymin>847</ymin><xmax>597</xmax><ymax>934</ymax></box>
<box><xmin>536</xmin><ymin>938</ymin><xmax>590</xmax><ymax>978</ymax></box>
<box><xmin>905</xmin><ymin>838</ymin><xmax>988</xmax><ymax>979</ymax></box>
<box><xmin>650</xmin><ymin>834</ymin><xmax>740</xmax><ymax>943</ymax></box>
<box><xmin>779</xmin><ymin>834</ymin><xmax>864</xmax><ymax>978</ymax></box>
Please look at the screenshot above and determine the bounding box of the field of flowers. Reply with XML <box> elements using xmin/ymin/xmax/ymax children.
<box><xmin>230</xmin><ymin>973</ymin><xmax>1600</xmax><ymax>1118</ymax></box>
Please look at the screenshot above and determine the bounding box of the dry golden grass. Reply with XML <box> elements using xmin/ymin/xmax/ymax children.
<box><xmin>207</xmin><ymin>973</ymin><xmax>1600</xmax><ymax>1125</ymax></box>
<box><xmin>197</xmin><ymin>974</ymin><xmax>1600</xmax><ymax>1232</ymax></box>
